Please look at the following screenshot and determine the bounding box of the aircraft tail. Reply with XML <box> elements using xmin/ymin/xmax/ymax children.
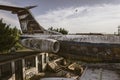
<box><xmin>0</xmin><ymin>5</ymin><xmax>48</xmax><ymax>34</ymax></box>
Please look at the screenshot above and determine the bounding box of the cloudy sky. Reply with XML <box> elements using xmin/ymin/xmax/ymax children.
<box><xmin>0</xmin><ymin>0</ymin><xmax>120</xmax><ymax>33</ymax></box>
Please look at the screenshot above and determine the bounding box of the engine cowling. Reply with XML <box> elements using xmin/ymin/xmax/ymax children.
<box><xmin>21</xmin><ymin>38</ymin><xmax>60</xmax><ymax>53</ymax></box>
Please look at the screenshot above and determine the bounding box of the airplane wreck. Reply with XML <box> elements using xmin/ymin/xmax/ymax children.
<box><xmin>1</xmin><ymin>4</ymin><xmax>120</xmax><ymax>80</ymax></box>
<box><xmin>0</xmin><ymin>5</ymin><xmax>120</xmax><ymax>62</ymax></box>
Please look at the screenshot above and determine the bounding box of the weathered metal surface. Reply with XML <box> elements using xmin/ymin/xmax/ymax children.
<box><xmin>21</xmin><ymin>38</ymin><xmax>60</xmax><ymax>53</ymax></box>
<box><xmin>58</xmin><ymin>40</ymin><xmax>120</xmax><ymax>62</ymax></box>
<box><xmin>21</xmin><ymin>34</ymin><xmax>120</xmax><ymax>44</ymax></box>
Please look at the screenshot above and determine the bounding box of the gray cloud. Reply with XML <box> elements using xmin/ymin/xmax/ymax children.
<box><xmin>37</xmin><ymin>4</ymin><xmax>120</xmax><ymax>33</ymax></box>
<box><xmin>0</xmin><ymin>0</ymin><xmax>120</xmax><ymax>33</ymax></box>
<box><xmin>0</xmin><ymin>0</ymin><xmax>120</xmax><ymax>14</ymax></box>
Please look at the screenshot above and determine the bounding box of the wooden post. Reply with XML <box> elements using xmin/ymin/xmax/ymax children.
<box><xmin>22</xmin><ymin>59</ymin><xmax>26</xmax><ymax>80</ymax></box>
<box><xmin>35</xmin><ymin>56</ymin><xmax>38</xmax><ymax>74</ymax></box>
<box><xmin>11</xmin><ymin>61</ymin><xmax>15</xmax><ymax>80</ymax></box>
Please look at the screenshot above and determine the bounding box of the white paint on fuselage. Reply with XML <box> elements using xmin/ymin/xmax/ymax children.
<box><xmin>20</xmin><ymin>34</ymin><xmax>120</xmax><ymax>44</ymax></box>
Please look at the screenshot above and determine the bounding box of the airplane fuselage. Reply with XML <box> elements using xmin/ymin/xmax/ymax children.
<box><xmin>20</xmin><ymin>34</ymin><xmax>120</xmax><ymax>62</ymax></box>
